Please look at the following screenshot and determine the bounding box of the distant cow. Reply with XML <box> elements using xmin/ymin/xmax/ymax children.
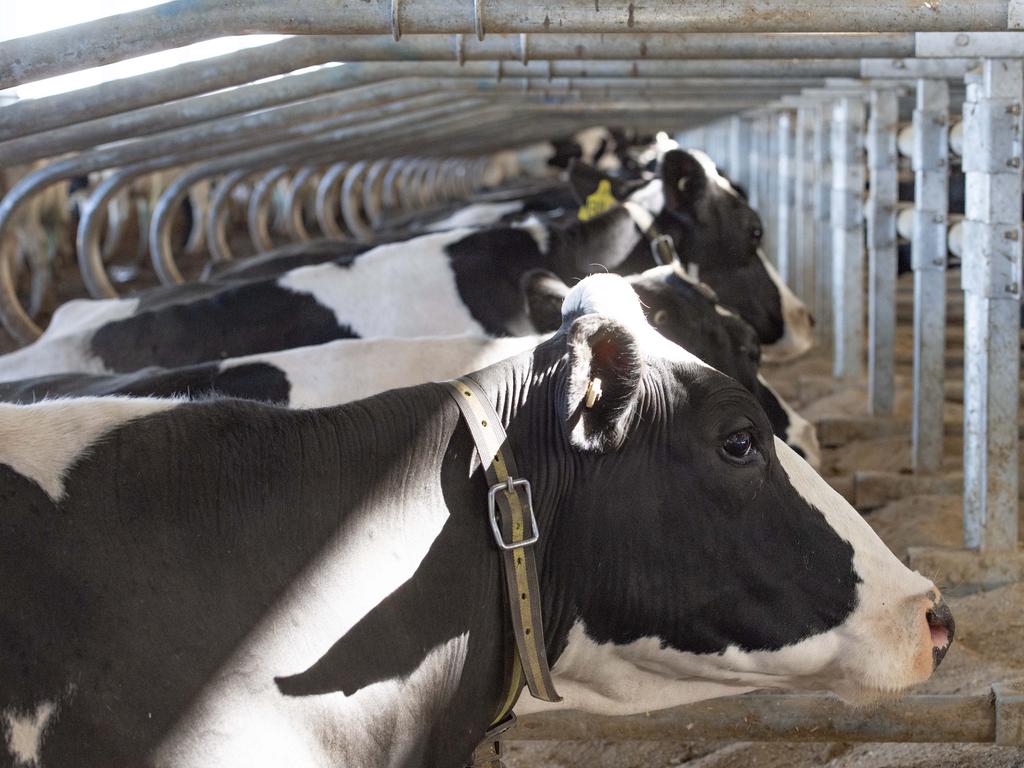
<box><xmin>0</xmin><ymin>253</ymin><xmax>819</xmax><ymax>463</ymax></box>
<box><xmin>0</xmin><ymin>274</ymin><xmax>952</xmax><ymax>767</ymax></box>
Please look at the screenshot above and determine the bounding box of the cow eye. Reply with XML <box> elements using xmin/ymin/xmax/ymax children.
<box><xmin>751</xmin><ymin>227</ymin><xmax>763</xmax><ymax>242</ymax></box>
<box><xmin>722</xmin><ymin>430</ymin><xmax>755</xmax><ymax>462</ymax></box>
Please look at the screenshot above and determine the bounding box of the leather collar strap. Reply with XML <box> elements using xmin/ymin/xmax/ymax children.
<box><xmin>445</xmin><ymin>377</ymin><xmax>561</xmax><ymax>726</ymax></box>
<box><xmin>622</xmin><ymin>200</ymin><xmax>678</xmax><ymax>267</ymax></box>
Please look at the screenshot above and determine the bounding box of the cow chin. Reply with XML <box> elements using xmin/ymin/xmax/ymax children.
<box><xmin>757</xmin><ymin>251</ymin><xmax>815</xmax><ymax>364</ymax></box>
<box><xmin>774</xmin><ymin>440</ymin><xmax>951</xmax><ymax>703</ymax></box>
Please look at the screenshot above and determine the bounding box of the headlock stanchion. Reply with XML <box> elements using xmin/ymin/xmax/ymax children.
<box><xmin>911</xmin><ymin>79</ymin><xmax>952</xmax><ymax>473</ymax></box>
<box><xmin>830</xmin><ymin>95</ymin><xmax>868</xmax><ymax>381</ymax></box>
<box><xmin>866</xmin><ymin>87</ymin><xmax>899</xmax><ymax>416</ymax></box>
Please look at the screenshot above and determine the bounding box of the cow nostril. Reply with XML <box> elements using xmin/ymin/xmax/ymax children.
<box><xmin>807</xmin><ymin>312</ymin><xmax>817</xmax><ymax>328</ymax></box>
<box><xmin>926</xmin><ymin>601</ymin><xmax>955</xmax><ymax>670</ymax></box>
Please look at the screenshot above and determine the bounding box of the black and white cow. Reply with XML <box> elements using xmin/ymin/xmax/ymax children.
<box><xmin>0</xmin><ymin>275</ymin><xmax>953</xmax><ymax>767</ymax></box>
<box><xmin>565</xmin><ymin>150</ymin><xmax>815</xmax><ymax>362</ymax></box>
<box><xmin>0</xmin><ymin>334</ymin><xmax>538</xmax><ymax>407</ymax></box>
<box><xmin>0</xmin><ymin>242</ymin><xmax>820</xmax><ymax>462</ymax></box>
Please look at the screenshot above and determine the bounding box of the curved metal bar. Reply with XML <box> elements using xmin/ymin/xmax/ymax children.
<box><xmin>248</xmin><ymin>165</ymin><xmax>292</xmax><ymax>252</ymax></box>
<box><xmin>396</xmin><ymin>160</ymin><xmax>426</xmax><ymax>213</ymax></box>
<box><xmin>361</xmin><ymin>158</ymin><xmax>393</xmax><ymax>229</ymax></box>
<box><xmin>149</xmin><ymin>95</ymin><xmax>488</xmax><ymax>283</ymax></box>
<box><xmin>284</xmin><ymin>165</ymin><xmax>322</xmax><ymax>241</ymax></box>
<box><xmin>315</xmin><ymin>162</ymin><xmax>353</xmax><ymax>240</ymax></box>
<box><xmin>206</xmin><ymin>169</ymin><xmax>254</xmax><ymax>264</ymax></box>
<box><xmin>77</xmin><ymin>162</ymin><xmax>169</xmax><ymax>299</ymax></box>
<box><xmin>381</xmin><ymin>157</ymin><xmax>412</xmax><ymax>213</ymax></box>
<box><xmin>183</xmin><ymin>179</ymin><xmax>211</xmax><ymax>256</ymax></box>
<box><xmin>412</xmin><ymin>161</ymin><xmax>436</xmax><ymax>210</ymax></box>
<box><xmin>341</xmin><ymin>160</ymin><xmax>375</xmax><ymax>242</ymax></box>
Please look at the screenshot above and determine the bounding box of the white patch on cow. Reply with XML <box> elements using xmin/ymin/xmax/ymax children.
<box><xmin>0</xmin><ymin>297</ymin><xmax>140</xmax><ymax>382</ymax></box>
<box><xmin>0</xmin><ymin>397</ymin><xmax>178</xmax><ymax>501</ymax></box>
<box><xmin>758</xmin><ymin>374</ymin><xmax>821</xmax><ymax>469</ymax></box>
<box><xmin>278</xmin><ymin>230</ymin><xmax>489</xmax><ymax>339</ymax></box>
<box><xmin>563</xmin><ymin>274</ymin><xmax>710</xmax><ymax>370</ymax></box>
<box><xmin>424</xmin><ymin>201</ymin><xmax>525</xmax><ymax>232</ymax></box>
<box><xmin>756</xmin><ymin>250</ymin><xmax>815</xmax><ymax>363</ymax></box>
<box><xmin>573</xmin><ymin>127</ymin><xmax>620</xmax><ymax>172</ymax></box>
<box><xmin>512</xmin><ymin>214</ymin><xmax>550</xmax><ymax>254</ymax></box>
<box><xmin>4</xmin><ymin>701</ymin><xmax>56</xmax><ymax>766</ymax></box>
<box><xmin>685</xmin><ymin>148</ymin><xmax>739</xmax><ymax>196</ymax></box>
<box><xmin>153</xmin><ymin>454</ymin><xmax>463</xmax><ymax>766</ymax></box>
<box><xmin>220</xmin><ymin>334</ymin><xmax>545</xmax><ymax>409</ymax></box>
<box><xmin>624</xmin><ymin>178</ymin><xmax>665</xmax><ymax>216</ymax></box>
<box><xmin>520</xmin><ymin>439</ymin><xmax>940</xmax><ymax>717</ymax></box>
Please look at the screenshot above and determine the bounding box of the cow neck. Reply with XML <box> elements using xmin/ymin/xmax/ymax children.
<box><xmin>454</xmin><ymin>342</ymin><xmax>579</xmax><ymax>764</ymax></box>
<box><xmin>621</xmin><ymin>201</ymin><xmax>679</xmax><ymax>268</ymax></box>
<box><xmin>547</xmin><ymin>206</ymin><xmax>646</xmax><ymax>277</ymax></box>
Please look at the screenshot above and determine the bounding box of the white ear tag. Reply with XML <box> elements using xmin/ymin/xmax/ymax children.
<box><xmin>584</xmin><ymin>377</ymin><xmax>604</xmax><ymax>409</ymax></box>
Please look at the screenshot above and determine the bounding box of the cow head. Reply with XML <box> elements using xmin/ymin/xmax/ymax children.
<box><xmin>525</xmin><ymin>265</ymin><xmax>820</xmax><ymax>465</ymax></box>
<box><xmin>567</xmin><ymin>150</ymin><xmax>815</xmax><ymax>363</ymax></box>
<box><xmin>517</xmin><ymin>274</ymin><xmax>952</xmax><ymax>713</ymax></box>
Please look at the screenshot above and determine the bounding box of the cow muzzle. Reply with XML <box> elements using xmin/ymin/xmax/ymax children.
<box><xmin>925</xmin><ymin>600</ymin><xmax>955</xmax><ymax>670</ymax></box>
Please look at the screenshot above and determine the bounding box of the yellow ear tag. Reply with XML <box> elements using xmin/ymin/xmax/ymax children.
<box><xmin>577</xmin><ymin>179</ymin><xmax>618</xmax><ymax>222</ymax></box>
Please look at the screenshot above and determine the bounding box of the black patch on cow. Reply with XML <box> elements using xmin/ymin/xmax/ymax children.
<box><xmin>446</xmin><ymin>230</ymin><xmax>551</xmax><ymax>336</ymax></box>
<box><xmin>90</xmin><ymin>278</ymin><xmax>358</xmax><ymax>372</ymax></box>
<box><xmin>0</xmin><ymin>362</ymin><xmax>290</xmax><ymax>405</ymax></box>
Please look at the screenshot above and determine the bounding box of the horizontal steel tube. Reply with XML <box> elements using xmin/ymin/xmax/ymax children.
<box><xmin>0</xmin><ymin>0</ymin><xmax>1008</xmax><ymax>87</ymax></box>
<box><xmin>0</xmin><ymin>56</ymin><xmax>857</xmax><ymax>144</ymax></box>
<box><xmin>514</xmin><ymin>694</ymin><xmax>997</xmax><ymax>743</ymax></box>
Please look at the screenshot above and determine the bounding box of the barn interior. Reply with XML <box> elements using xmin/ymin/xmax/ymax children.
<box><xmin>2</xmin><ymin>3</ymin><xmax>1024</xmax><ymax>767</ymax></box>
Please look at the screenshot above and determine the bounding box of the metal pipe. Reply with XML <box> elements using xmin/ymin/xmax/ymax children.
<box><xmin>341</xmin><ymin>160</ymin><xmax>374</xmax><ymax>242</ymax></box>
<box><xmin>831</xmin><ymin>94</ymin><xmax>867</xmax><ymax>381</ymax></box>
<box><xmin>960</xmin><ymin>58</ymin><xmax>1022</xmax><ymax>552</ymax></box>
<box><xmin>207</xmin><ymin>170</ymin><xmax>255</xmax><ymax>264</ymax></box>
<box><xmin>866</xmin><ymin>87</ymin><xmax>899</xmax><ymax>416</ymax></box>
<box><xmin>513</xmin><ymin>687</ymin><xmax>1024</xmax><ymax>745</ymax></box>
<box><xmin>911</xmin><ymin>79</ymin><xmax>951</xmax><ymax>474</ymax></box>
<box><xmin>362</xmin><ymin>158</ymin><xmax>394</xmax><ymax>228</ymax></box>
<box><xmin>776</xmin><ymin>109</ymin><xmax>796</xmax><ymax>284</ymax></box>
<box><xmin>284</xmin><ymin>165</ymin><xmax>322</xmax><ymax>241</ymax></box>
<box><xmin>812</xmin><ymin>101</ymin><xmax>834</xmax><ymax>347</ymax></box>
<box><xmin>315</xmin><ymin>163</ymin><xmax>353</xmax><ymax>241</ymax></box>
<box><xmin>0</xmin><ymin>57</ymin><xmax>855</xmax><ymax>145</ymax></box>
<box><xmin>793</xmin><ymin>106</ymin><xmax>816</xmax><ymax>303</ymax></box>
<box><xmin>247</xmin><ymin>165</ymin><xmax>291</xmax><ymax>253</ymax></box>
<box><xmin>1</xmin><ymin>1</ymin><xmax>1010</xmax><ymax>88</ymax></box>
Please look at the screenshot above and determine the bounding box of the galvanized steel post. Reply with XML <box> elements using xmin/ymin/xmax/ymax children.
<box><xmin>866</xmin><ymin>88</ymin><xmax>899</xmax><ymax>415</ymax></box>
<box><xmin>831</xmin><ymin>95</ymin><xmax>868</xmax><ymax>380</ymax></box>
<box><xmin>960</xmin><ymin>58</ymin><xmax>1023</xmax><ymax>552</ymax></box>
<box><xmin>911</xmin><ymin>79</ymin><xmax>951</xmax><ymax>473</ymax></box>
<box><xmin>776</xmin><ymin>109</ymin><xmax>796</xmax><ymax>284</ymax></box>
<box><xmin>728</xmin><ymin>115</ymin><xmax>751</xmax><ymax>193</ymax></box>
<box><xmin>813</xmin><ymin>101</ymin><xmax>834</xmax><ymax>346</ymax></box>
<box><xmin>794</xmin><ymin>106</ymin><xmax>816</xmax><ymax>303</ymax></box>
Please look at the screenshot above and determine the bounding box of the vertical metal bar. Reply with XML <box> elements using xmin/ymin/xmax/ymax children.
<box><xmin>961</xmin><ymin>58</ymin><xmax>1023</xmax><ymax>552</ymax></box>
<box><xmin>831</xmin><ymin>95</ymin><xmax>867</xmax><ymax>380</ymax></box>
<box><xmin>794</xmin><ymin>106</ymin><xmax>816</xmax><ymax>304</ymax></box>
<box><xmin>728</xmin><ymin>115</ymin><xmax>749</xmax><ymax>191</ymax></box>
<box><xmin>911</xmin><ymin>79</ymin><xmax>951</xmax><ymax>473</ymax></box>
<box><xmin>763</xmin><ymin>114</ymin><xmax>778</xmax><ymax>264</ymax></box>
<box><xmin>777</xmin><ymin>109</ymin><xmax>796</xmax><ymax>284</ymax></box>
<box><xmin>867</xmin><ymin>88</ymin><xmax>899</xmax><ymax>415</ymax></box>
<box><xmin>813</xmin><ymin>102</ymin><xmax>834</xmax><ymax>347</ymax></box>
<box><xmin>749</xmin><ymin>118</ymin><xmax>763</xmax><ymax>211</ymax></box>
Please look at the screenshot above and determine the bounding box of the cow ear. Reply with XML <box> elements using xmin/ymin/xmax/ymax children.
<box><xmin>522</xmin><ymin>269</ymin><xmax>569</xmax><ymax>332</ymax></box>
<box><xmin>565</xmin><ymin>158</ymin><xmax>626</xmax><ymax>204</ymax></box>
<box><xmin>660</xmin><ymin>149</ymin><xmax>708</xmax><ymax>213</ymax></box>
<box><xmin>562</xmin><ymin>315</ymin><xmax>643</xmax><ymax>453</ymax></box>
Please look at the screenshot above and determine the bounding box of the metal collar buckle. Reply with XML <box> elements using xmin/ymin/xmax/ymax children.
<box><xmin>650</xmin><ymin>233</ymin><xmax>675</xmax><ymax>266</ymax></box>
<box><xmin>487</xmin><ymin>477</ymin><xmax>540</xmax><ymax>551</ymax></box>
